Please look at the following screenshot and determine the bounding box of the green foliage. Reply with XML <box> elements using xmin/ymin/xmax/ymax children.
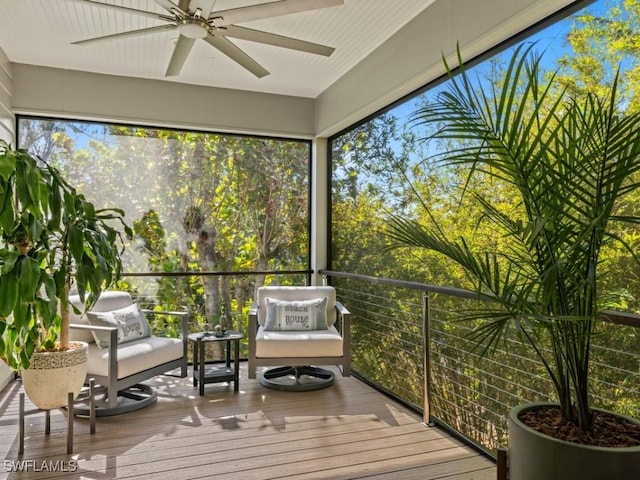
<box><xmin>558</xmin><ymin>0</ymin><xmax>640</xmax><ymax>112</ymax></box>
<box><xmin>384</xmin><ymin>44</ymin><xmax>640</xmax><ymax>431</ymax></box>
<box><xmin>0</xmin><ymin>140</ymin><xmax>131</xmax><ymax>371</ymax></box>
<box><xmin>17</xmin><ymin>122</ymin><xmax>312</xmax><ymax>349</ymax></box>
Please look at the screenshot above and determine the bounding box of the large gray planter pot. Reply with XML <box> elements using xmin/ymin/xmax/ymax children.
<box><xmin>508</xmin><ymin>403</ymin><xmax>640</xmax><ymax>480</ymax></box>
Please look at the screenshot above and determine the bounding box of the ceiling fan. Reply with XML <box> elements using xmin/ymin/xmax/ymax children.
<box><xmin>67</xmin><ymin>0</ymin><xmax>344</xmax><ymax>78</ymax></box>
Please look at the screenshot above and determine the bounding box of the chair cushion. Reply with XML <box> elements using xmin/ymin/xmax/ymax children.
<box><xmin>86</xmin><ymin>336</ymin><xmax>184</xmax><ymax>379</ymax></box>
<box><xmin>257</xmin><ymin>286</ymin><xmax>337</xmax><ymax>327</ymax></box>
<box><xmin>86</xmin><ymin>303</ymin><xmax>151</xmax><ymax>348</ymax></box>
<box><xmin>264</xmin><ymin>297</ymin><xmax>328</xmax><ymax>331</ymax></box>
<box><xmin>69</xmin><ymin>291</ymin><xmax>136</xmax><ymax>344</ymax></box>
<box><xmin>255</xmin><ymin>325</ymin><xmax>343</xmax><ymax>358</ymax></box>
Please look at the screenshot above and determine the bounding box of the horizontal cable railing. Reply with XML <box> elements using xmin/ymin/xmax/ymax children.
<box><xmin>122</xmin><ymin>270</ymin><xmax>313</xmax><ymax>278</ymax></box>
<box><xmin>321</xmin><ymin>270</ymin><xmax>640</xmax><ymax>457</ymax></box>
<box><xmin>113</xmin><ymin>268</ymin><xmax>639</xmax><ymax>456</ymax></box>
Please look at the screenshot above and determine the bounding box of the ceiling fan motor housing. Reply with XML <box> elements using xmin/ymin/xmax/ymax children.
<box><xmin>178</xmin><ymin>18</ymin><xmax>209</xmax><ymax>39</ymax></box>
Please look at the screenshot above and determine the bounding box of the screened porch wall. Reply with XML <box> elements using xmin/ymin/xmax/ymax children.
<box><xmin>0</xmin><ymin>45</ymin><xmax>13</xmax><ymax>144</ymax></box>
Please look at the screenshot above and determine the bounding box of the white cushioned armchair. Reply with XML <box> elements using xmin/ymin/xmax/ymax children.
<box><xmin>248</xmin><ymin>286</ymin><xmax>350</xmax><ymax>390</ymax></box>
<box><xmin>69</xmin><ymin>291</ymin><xmax>189</xmax><ymax>415</ymax></box>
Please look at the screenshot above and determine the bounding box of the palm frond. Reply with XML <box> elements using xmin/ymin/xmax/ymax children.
<box><xmin>388</xmin><ymin>43</ymin><xmax>640</xmax><ymax>430</ymax></box>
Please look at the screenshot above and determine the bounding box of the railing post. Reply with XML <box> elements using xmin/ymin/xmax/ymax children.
<box><xmin>423</xmin><ymin>292</ymin><xmax>432</xmax><ymax>425</ymax></box>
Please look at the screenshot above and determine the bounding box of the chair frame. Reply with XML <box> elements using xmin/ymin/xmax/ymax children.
<box><xmin>70</xmin><ymin>310</ymin><xmax>189</xmax><ymax>413</ymax></box>
<box><xmin>248</xmin><ymin>295</ymin><xmax>351</xmax><ymax>379</ymax></box>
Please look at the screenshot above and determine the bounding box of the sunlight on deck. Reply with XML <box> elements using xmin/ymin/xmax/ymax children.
<box><xmin>0</xmin><ymin>365</ymin><xmax>495</xmax><ymax>479</ymax></box>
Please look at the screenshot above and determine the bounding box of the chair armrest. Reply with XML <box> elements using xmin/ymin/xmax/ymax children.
<box><xmin>335</xmin><ymin>301</ymin><xmax>350</xmax><ymax>361</ymax></box>
<box><xmin>69</xmin><ymin>323</ymin><xmax>118</xmax><ymax>343</ymax></box>
<box><xmin>70</xmin><ymin>323</ymin><xmax>119</xmax><ymax>378</ymax></box>
<box><xmin>248</xmin><ymin>303</ymin><xmax>259</xmax><ymax>359</ymax></box>
<box><xmin>336</xmin><ymin>301</ymin><xmax>350</xmax><ymax>316</ymax></box>
<box><xmin>336</xmin><ymin>301</ymin><xmax>350</xmax><ymax>332</ymax></box>
<box><xmin>69</xmin><ymin>323</ymin><xmax>115</xmax><ymax>333</ymax></box>
<box><xmin>248</xmin><ymin>304</ymin><xmax>259</xmax><ymax>335</ymax></box>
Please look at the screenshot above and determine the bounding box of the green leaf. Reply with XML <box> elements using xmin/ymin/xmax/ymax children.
<box><xmin>1</xmin><ymin>250</ymin><xmax>19</xmax><ymax>274</ymax></box>
<box><xmin>17</xmin><ymin>255</ymin><xmax>41</xmax><ymax>302</ymax></box>
<box><xmin>42</xmin><ymin>275</ymin><xmax>58</xmax><ymax>324</ymax></box>
<box><xmin>47</xmin><ymin>179</ymin><xmax>62</xmax><ymax>230</ymax></box>
<box><xmin>0</xmin><ymin>150</ymin><xmax>15</xmax><ymax>181</ymax></box>
<box><xmin>0</xmin><ymin>189</ymin><xmax>15</xmax><ymax>233</ymax></box>
<box><xmin>0</xmin><ymin>275</ymin><xmax>18</xmax><ymax>316</ymax></box>
<box><xmin>68</xmin><ymin>224</ymin><xmax>84</xmax><ymax>264</ymax></box>
<box><xmin>53</xmin><ymin>266</ymin><xmax>67</xmax><ymax>299</ymax></box>
<box><xmin>26</xmin><ymin>213</ymin><xmax>44</xmax><ymax>245</ymax></box>
<box><xmin>24</xmin><ymin>158</ymin><xmax>43</xmax><ymax>208</ymax></box>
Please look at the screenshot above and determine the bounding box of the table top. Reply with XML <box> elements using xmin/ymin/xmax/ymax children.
<box><xmin>188</xmin><ymin>330</ymin><xmax>243</xmax><ymax>342</ymax></box>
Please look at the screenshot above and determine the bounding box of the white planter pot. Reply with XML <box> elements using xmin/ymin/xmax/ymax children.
<box><xmin>508</xmin><ymin>403</ymin><xmax>640</xmax><ymax>480</ymax></box>
<box><xmin>20</xmin><ymin>341</ymin><xmax>88</xmax><ymax>410</ymax></box>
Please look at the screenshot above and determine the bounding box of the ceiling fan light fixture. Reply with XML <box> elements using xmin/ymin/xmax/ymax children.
<box><xmin>178</xmin><ymin>18</ymin><xmax>208</xmax><ymax>39</ymax></box>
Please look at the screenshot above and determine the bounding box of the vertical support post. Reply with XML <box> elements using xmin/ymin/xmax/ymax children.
<box><xmin>497</xmin><ymin>447</ymin><xmax>508</xmax><ymax>480</ymax></box>
<box><xmin>18</xmin><ymin>393</ymin><xmax>25</xmax><ymax>456</ymax></box>
<box><xmin>423</xmin><ymin>292</ymin><xmax>432</xmax><ymax>425</ymax></box>
<box><xmin>310</xmin><ymin>137</ymin><xmax>329</xmax><ymax>288</ymax></box>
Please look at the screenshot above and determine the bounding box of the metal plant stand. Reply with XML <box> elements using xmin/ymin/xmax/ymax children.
<box><xmin>18</xmin><ymin>379</ymin><xmax>97</xmax><ymax>455</ymax></box>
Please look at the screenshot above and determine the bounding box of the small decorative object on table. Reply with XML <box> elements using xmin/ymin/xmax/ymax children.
<box><xmin>213</xmin><ymin>324</ymin><xmax>225</xmax><ymax>337</ymax></box>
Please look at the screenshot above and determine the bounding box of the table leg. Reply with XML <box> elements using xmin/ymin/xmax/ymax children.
<box><xmin>233</xmin><ymin>339</ymin><xmax>240</xmax><ymax>392</ymax></box>
<box><xmin>192</xmin><ymin>340</ymin><xmax>198</xmax><ymax>387</ymax></box>
<box><xmin>199</xmin><ymin>340</ymin><xmax>205</xmax><ymax>396</ymax></box>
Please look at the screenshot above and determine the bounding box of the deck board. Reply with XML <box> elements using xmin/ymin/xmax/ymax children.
<box><xmin>0</xmin><ymin>365</ymin><xmax>495</xmax><ymax>479</ymax></box>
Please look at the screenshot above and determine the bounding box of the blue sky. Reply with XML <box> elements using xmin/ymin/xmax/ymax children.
<box><xmin>376</xmin><ymin>0</ymin><xmax>620</xmax><ymax>169</ymax></box>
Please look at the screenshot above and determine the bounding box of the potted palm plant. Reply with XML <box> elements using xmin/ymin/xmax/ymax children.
<box><xmin>384</xmin><ymin>44</ymin><xmax>640</xmax><ymax>479</ymax></box>
<box><xmin>0</xmin><ymin>140</ymin><xmax>131</xmax><ymax>409</ymax></box>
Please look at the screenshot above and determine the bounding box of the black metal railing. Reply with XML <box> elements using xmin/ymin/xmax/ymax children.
<box><xmin>321</xmin><ymin>270</ymin><xmax>640</xmax><ymax>457</ymax></box>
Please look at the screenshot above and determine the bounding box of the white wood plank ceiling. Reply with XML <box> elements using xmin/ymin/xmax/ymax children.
<box><xmin>0</xmin><ymin>0</ymin><xmax>436</xmax><ymax>98</ymax></box>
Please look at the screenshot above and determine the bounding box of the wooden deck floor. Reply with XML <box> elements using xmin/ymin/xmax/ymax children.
<box><xmin>0</xmin><ymin>365</ymin><xmax>495</xmax><ymax>479</ymax></box>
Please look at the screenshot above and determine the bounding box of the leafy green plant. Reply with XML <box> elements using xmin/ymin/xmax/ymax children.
<box><xmin>384</xmin><ymin>44</ymin><xmax>640</xmax><ymax>431</ymax></box>
<box><xmin>0</xmin><ymin>140</ymin><xmax>131</xmax><ymax>370</ymax></box>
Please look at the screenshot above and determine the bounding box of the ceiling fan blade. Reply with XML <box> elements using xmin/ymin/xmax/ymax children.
<box><xmin>189</xmin><ymin>0</ymin><xmax>217</xmax><ymax>16</ymax></box>
<box><xmin>72</xmin><ymin>25</ymin><xmax>176</xmax><ymax>46</ymax></box>
<box><xmin>165</xmin><ymin>35</ymin><xmax>197</xmax><ymax>76</ymax></box>
<box><xmin>203</xmin><ymin>35</ymin><xmax>269</xmax><ymax>78</ymax></box>
<box><xmin>212</xmin><ymin>0</ymin><xmax>344</xmax><ymax>27</ymax></box>
<box><xmin>63</xmin><ymin>0</ymin><xmax>173</xmax><ymax>22</ymax></box>
<box><xmin>222</xmin><ymin>25</ymin><xmax>334</xmax><ymax>56</ymax></box>
<box><xmin>153</xmin><ymin>0</ymin><xmax>188</xmax><ymax>17</ymax></box>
